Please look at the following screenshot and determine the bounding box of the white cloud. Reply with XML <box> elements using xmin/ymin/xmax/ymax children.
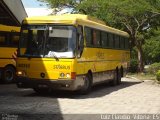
<box><xmin>57</xmin><ymin>8</ymin><xmax>73</xmax><ymax>15</ymax></box>
<box><xmin>25</xmin><ymin>8</ymin><xmax>52</xmax><ymax>17</ymax></box>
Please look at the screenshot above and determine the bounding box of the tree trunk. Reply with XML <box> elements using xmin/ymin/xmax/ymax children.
<box><xmin>137</xmin><ymin>45</ymin><xmax>144</xmax><ymax>72</ymax></box>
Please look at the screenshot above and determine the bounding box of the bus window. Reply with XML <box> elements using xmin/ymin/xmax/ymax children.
<box><xmin>0</xmin><ymin>32</ymin><xmax>19</xmax><ymax>47</ymax></box>
<box><xmin>10</xmin><ymin>32</ymin><xmax>19</xmax><ymax>47</ymax></box>
<box><xmin>20</xmin><ymin>25</ymin><xmax>76</xmax><ymax>58</ymax></box>
<box><xmin>20</xmin><ymin>25</ymin><xmax>46</xmax><ymax>56</ymax></box>
<box><xmin>101</xmin><ymin>31</ymin><xmax>108</xmax><ymax>48</ymax></box>
<box><xmin>47</xmin><ymin>26</ymin><xmax>76</xmax><ymax>53</ymax></box>
<box><xmin>92</xmin><ymin>29</ymin><xmax>101</xmax><ymax>47</ymax></box>
<box><xmin>0</xmin><ymin>32</ymin><xmax>7</xmax><ymax>46</ymax></box>
<box><xmin>125</xmin><ymin>38</ymin><xmax>129</xmax><ymax>49</ymax></box>
<box><xmin>120</xmin><ymin>37</ymin><xmax>125</xmax><ymax>49</ymax></box>
<box><xmin>115</xmin><ymin>35</ymin><xmax>120</xmax><ymax>49</ymax></box>
<box><xmin>108</xmin><ymin>33</ymin><xmax>114</xmax><ymax>48</ymax></box>
<box><xmin>85</xmin><ymin>27</ymin><xmax>92</xmax><ymax>46</ymax></box>
<box><xmin>0</xmin><ymin>36</ymin><xmax>6</xmax><ymax>46</ymax></box>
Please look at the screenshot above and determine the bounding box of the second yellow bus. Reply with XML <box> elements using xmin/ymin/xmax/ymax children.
<box><xmin>0</xmin><ymin>24</ymin><xmax>20</xmax><ymax>83</ymax></box>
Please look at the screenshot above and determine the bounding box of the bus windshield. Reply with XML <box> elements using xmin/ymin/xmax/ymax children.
<box><xmin>19</xmin><ymin>25</ymin><xmax>77</xmax><ymax>58</ymax></box>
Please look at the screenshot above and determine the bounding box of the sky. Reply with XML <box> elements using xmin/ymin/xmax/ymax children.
<box><xmin>22</xmin><ymin>0</ymin><xmax>52</xmax><ymax>16</ymax></box>
<box><xmin>22</xmin><ymin>0</ymin><xmax>72</xmax><ymax>17</ymax></box>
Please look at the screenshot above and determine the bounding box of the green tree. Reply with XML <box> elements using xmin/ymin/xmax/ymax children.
<box><xmin>143</xmin><ymin>28</ymin><xmax>160</xmax><ymax>64</ymax></box>
<box><xmin>40</xmin><ymin>0</ymin><xmax>160</xmax><ymax>72</ymax></box>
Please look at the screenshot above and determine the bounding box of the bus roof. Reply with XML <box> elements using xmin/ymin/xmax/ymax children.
<box><xmin>0</xmin><ymin>24</ymin><xmax>20</xmax><ymax>32</ymax></box>
<box><xmin>23</xmin><ymin>14</ymin><xmax>129</xmax><ymax>37</ymax></box>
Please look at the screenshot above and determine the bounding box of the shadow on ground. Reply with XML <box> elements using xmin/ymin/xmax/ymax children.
<box><xmin>24</xmin><ymin>78</ymin><xmax>142</xmax><ymax>99</ymax></box>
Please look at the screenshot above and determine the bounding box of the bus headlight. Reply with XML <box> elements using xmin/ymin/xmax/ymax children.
<box><xmin>17</xmin><ymin>70</ymin><xmax>26</xmax><ymax>77</ymax></box>
<box><xmin>66</xmin><ymin>73</ymin><xmax>70</xmax><ymax>78</ymax></box>
<box><xmin>59</xmin><ymin>72</ymin><xmax>76</xmax><ymax>79</ymax></box>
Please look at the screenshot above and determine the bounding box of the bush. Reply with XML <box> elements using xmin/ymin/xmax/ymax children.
<box><xmin>129</xmin><ymin>59</ymin><xmax>138</xmax><ymax>73</ymax></box>
<box><xmin>147</xmin><ymin>62</ymin><xmax>160</xmax><ymax>74</ymax></box>
<box><xmin>156</xmin><ymin>70</ymin><xmax>160</xmax><ymax>81</ymax></box>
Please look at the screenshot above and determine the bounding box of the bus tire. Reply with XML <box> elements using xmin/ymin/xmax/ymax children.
<box><xmin>120</xmin><ymin>67</ymin><xmax>124</xmax><ymax>77</ymax></box>
<box><xmin>2</xmin><ymin>66</ymin><xmax>15</xmax><ymax>83</ymax></box>
<box><xmin>111</xmin><ymin>69</ymin><xmax>119</xmax><ymax>86</ymax></box>
<box><xmin>117</xmin><ymin>67</ymin><xmax>123</xmax><ymax>85</ymax></box>
<box><xmin>78</xmin><ymin>73</ymin><xmax>92</xmax><ymax>95</ymax></box>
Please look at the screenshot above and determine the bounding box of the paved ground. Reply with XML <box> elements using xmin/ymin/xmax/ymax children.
<box><xmin>0</xmin><ymin>78</ymin><xmax>160</xmax><ymax>120</ymax></box>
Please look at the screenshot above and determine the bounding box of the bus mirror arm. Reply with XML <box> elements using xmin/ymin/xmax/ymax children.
<box><xmin>77</xmin><ymin>44</ymin><xmax>84</xmax><ymax>58</ymax></box>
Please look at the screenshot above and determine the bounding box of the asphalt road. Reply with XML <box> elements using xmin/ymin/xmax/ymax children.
<box><xmin>0</xmin><ymin>78</ymin><xmax>160</xmax><ymax>120</ymax></box>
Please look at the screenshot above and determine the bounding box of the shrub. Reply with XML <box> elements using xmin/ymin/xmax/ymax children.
<box><xmin>129</xmin><ymin>59</ymin><xmax>138</xmax><ymax>73</ymax></box>
<box><xmin>156</xmin><ymin>70</ymin><xmax>160</xmax><ymax>81</ymax></box>
<box><xmin>147</xmin><ymin>62</ymin><xmax>160</xmax><ymax>74</ymax></box>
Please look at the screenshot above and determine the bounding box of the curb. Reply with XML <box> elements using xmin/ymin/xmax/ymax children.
<box><xmin>125</xmin><ymin>76</ymin><xmax>143</xmax><ymax>82</ymax></box>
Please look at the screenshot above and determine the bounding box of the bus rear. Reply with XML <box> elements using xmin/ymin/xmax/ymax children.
<box><xmin>16</xmin><ymin>23</ymin><xmax>85</xmax><ymax>92</ymax></box>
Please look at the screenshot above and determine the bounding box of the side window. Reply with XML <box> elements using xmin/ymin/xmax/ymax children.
<box><xmin>0</xmin><ymin>32</ymin><xmax>9</xmax><ymax>47</ymax></box>
<box><xmin>125</xmin><ymin>38</ymin><xmax>129</xmax><ymax>49</ymax></box>
<box><xmin>10</xmin><ymin>32</ymin><xmax>19</xmax><ymax>47</ymax></box>
<box><xmin>101</xmin><ymin>31</ymin><xmax>108</xmax><ymax>48</ymax></box>
<box><xmin>0</xmin><ymin>32</ymin><xmax>19</xmax><ymax>47</ymax></box>
<box><xmin>120</xmin><ymin>36</ymin><xmax>125</xmax><ymax>49</ymax></box>
<box><xmin>0</xmin><ymin>33</ymin><xmax>6</xmax><ymax>46</ymax></box>
<box><xmin>85</xmin><ymin>27</ymin><xmax>92</xmax><ymax>46</ymax></box>
<box><xmin>108</xmin><ymin>33</ymin><xmax>114</xmax><ymax>48</ymax></box>
<box><xmin>93</xmin><ymin>29</ymin><xmax>101</xmax><ymax>47</ymax></box>
<box><xmin>115</xmin><ymin>35</ymin><xmax>120</xmax><ymax>49</ymax></box>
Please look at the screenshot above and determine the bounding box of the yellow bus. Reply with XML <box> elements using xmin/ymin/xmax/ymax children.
<box><xmin>0</xmin><ymin>24</ymin><xmax>20</xmax><ymax>83</ymax></box>
<box><xmin>16</xmin><ymin>14</ymin><xmax>130</xmax><ymax>94</ymax></box>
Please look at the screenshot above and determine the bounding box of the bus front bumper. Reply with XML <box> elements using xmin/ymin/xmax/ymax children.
<box><xmin>16</xmin><ymin>76</ymin><xmax>85</xmax><ymax>91</ymax></box>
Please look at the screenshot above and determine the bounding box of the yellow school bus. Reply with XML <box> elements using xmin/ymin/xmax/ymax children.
<box><xmin>0</xmin><ymin>24</ymin><xmax>20</xmax><ymax>83</ymax></box>
<box><xmin>16</xmin><ymin>14</ymin><xmax>130</xmax><ymax>94</ymax></box>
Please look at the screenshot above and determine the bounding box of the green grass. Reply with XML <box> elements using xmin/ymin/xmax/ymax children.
<box><xmin>127</xmin><ymin>73</ymin><xmax>156</xmax><ymax>81</ymax></box>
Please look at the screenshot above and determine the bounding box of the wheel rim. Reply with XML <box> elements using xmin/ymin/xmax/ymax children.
<box><xmin>4</xmin><ymin>69</ymin><xmax>14</xmax><ymax>81</ymax></box>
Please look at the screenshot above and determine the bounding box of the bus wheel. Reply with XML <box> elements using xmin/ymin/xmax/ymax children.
<box><xmin>2</xmin><ymin>66</ymin><xmax>15</xmax><ymax>83</ymax></box>
<box><xmin>78</xmin><ymin>73</ymin><xmax>92</xmax><ymax>95</ymax></box>
<box><xmin>120</xmin><ymin>67</ymin><xmax>124</xmax><ymax>78</ymax></box>
<box><xmin>111</xmin><ymin>69</ymin><xmax>119</xmax><ymax>86</ymax></box>
<box><xmin>33</xmin><ymin>88</ymin><xmax>49</xmax><ymax>94</ymax></box>
<box><xmin>117</xmin><ymin>68</ymin><xmax>123</xmax><ymax>85</ymax></box>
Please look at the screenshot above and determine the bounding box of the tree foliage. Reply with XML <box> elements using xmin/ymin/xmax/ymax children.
<box><xmin>143</xmin><ymin>28</ymin><xmax>160</xmax><ymax>64</ymax></box>
<box><xmin>39</xmin><ymin>0</ymin><xmax>160</xmax><ymax>72</ymax></box>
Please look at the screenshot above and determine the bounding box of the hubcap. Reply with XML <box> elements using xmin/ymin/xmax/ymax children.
<box><xmin>5</xmin><ymin>70</ymin><xmax>13</xmax><ymax>81</ymax></box>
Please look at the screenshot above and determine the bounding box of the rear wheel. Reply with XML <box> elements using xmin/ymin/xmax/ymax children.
<box><xmin>78</xmin><ymin>73</ymin><xmax>92</xmax><ymax>95</ymax></box>
<box><xmin>110</xmin><ymin>69</ymin><xmax>119</xmax><ymax>86</ymax></box>
<box><xmin>2</xmin><ymin>66</ymin><xmax>15</xmax><ymax>83</ymax></box>
<box><xmin>120</xmin><ymin>67</ymin><xmax>124</xmax><ymax>77</ymax></box>
<box><xmin>117</xmin><ymin>67</ymin><xmax>123</xmax><ymax>85</ymax></box>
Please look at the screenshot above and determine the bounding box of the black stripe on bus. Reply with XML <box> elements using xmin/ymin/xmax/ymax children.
<box><xmin>77</xmin><ymin>59</ymin><xmax>123</xmax><ymax>63</ymax></box>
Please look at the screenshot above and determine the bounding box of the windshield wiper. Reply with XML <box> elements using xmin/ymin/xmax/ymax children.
<box><xmin>52</xmin><ymin>52</ymin><xmax>59</xmax><ymax>61</ymax></box>
<box><xmin>47</xmin><ymin>51</ymin><xmax>59</xmax><ymax>61</ymax></box>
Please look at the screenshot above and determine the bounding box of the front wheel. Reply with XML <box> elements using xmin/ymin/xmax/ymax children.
<box><xmin>78</xmin><ymin>73</ymin><xmax>92</xmax><ymax>95</ymax></box>
<box><xmin>2</xmin><ymin>66</ymin><xmax>15</xmax><ymax>83</ymax></box>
